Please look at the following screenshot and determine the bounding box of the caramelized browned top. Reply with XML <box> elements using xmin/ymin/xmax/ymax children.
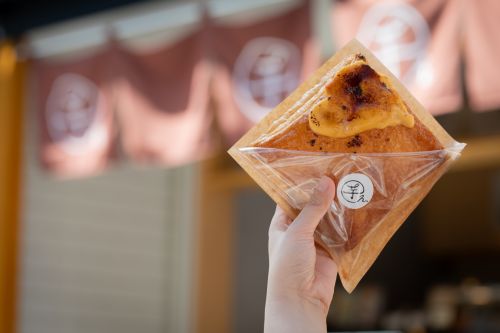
<box><xmin>308</xmin><ymin>61</ymin><xmax>415</xmax><ymax>139</ymax></box>
<box><xmin>257</xmin><ymin>58</ymin><xmax>441</xmax><ymax>152</ymax></box>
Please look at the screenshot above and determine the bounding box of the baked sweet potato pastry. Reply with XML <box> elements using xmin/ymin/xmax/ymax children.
<box><xmin>229</xmin><ymin>40</ymin><xmax>464</xmax><ymax>292</ymax></box>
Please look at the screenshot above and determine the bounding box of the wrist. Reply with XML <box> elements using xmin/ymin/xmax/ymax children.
<box><xmin>266</xmin><ymin>286</ymin><xmax>330</xmax><ymax>316</ymax></box>
<box><xmin>264</xmin><ymin>295</ymin><xmax>328</xmax><ymax>333</ymax></box>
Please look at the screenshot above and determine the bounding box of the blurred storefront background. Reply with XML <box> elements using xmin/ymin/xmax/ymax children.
<box><xmin>1</xmin><ymin>0</ymin><xmax>500</xmax><ymax>333</ymax></box>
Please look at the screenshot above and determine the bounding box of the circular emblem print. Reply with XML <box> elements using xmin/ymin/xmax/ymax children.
<box><xmin>232</xmin><ymin>37</ymin><xmax>301</xmax><ymax>123</ymax></box>
<box><xmin>45</xmin><ymin>73</ymin><xmax>108</xmax><ymax>155</ymax></box>
<box><xmin>357</xmin><ymin>2</ymin><xmax>432</xmax><ymax>88</ymax></box>
<box><xmin>337</xmin><ymin>173</ymin><xmax>374</xmax><ymax>209</ymax></box>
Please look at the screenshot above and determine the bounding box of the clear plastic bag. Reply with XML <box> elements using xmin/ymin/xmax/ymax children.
<box><xmin>236</xmin><ymin>144</ymin><xmax>463</xmax><ymax>291</ymax></box>
<box><xmin>229</xmin><ymin>40</ymin><xmax>465</xmax><ymax>292</ymax></box>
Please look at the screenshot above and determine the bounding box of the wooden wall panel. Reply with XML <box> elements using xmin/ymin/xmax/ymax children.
<box><xmin>194</xmin><ymin>152</ymin><xmax>257</xmax><ymax>333</ymax></box>
<box><xmin>0</xmin><ymin>42</ymin><xmax>24</xmax><ymax>333</ymax></box>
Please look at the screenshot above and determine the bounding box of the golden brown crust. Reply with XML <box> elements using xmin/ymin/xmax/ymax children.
<box><xmin>256</xmin><ymin>113</ymin><xmax>442</xmax><ymax>153</ymax></box>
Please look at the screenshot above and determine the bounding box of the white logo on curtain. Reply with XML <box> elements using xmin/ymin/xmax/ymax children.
<box><xmin>357</xmin><ymin>2</ymin><xmax>433</xmax><ymax>89</ymax></box>
<box><xmin>232</xmin><ymin>37</ymin><xmax>301</xmax><ymax>123</ymax></box>
<box><xmin>46</xmin><ymin>73</ymin><xmax>108</xmax><ymax>155</ymax></box>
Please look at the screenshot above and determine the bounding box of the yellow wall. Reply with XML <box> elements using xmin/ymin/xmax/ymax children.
<box><xmin>0</xmin><ymin>41</ymin><xmax>24</xmax><ymax>333</ymax></box>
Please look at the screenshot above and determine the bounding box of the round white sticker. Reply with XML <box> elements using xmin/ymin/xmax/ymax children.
<box><xmin>337</xmin><ymin>173</ymin><xmax>374</xmax><ymax>209</ymax></box>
